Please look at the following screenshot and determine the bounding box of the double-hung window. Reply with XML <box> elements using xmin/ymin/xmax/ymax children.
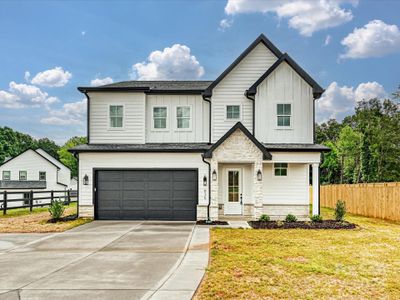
<box><xmin>176</xmin><ymin>106</ymin><xmax>191</xmax><ymax>129</ymax></box>
<box><xmin>109</xmin><ymin>105</ymin><xmax>124</xmax><ymax>128</ymax></box>
<box><xmin>19</xmin><ymin>171</ymin><xmax>27</xmax><ymax>181</ymax></box>
<box><xmin>153</xmin><ymin>107</ymin><xmax>167</xmax><ymax>129</ymax></box>
<box><xmin>277</xmin><ymin>104</ymin><xmax>291</xmax><ymax>127</ymax></box>
<box><xmin>2</xmin><ymin>171</ymin><xmax>10</xmax><ymax>180</ymax></box>
<box><xmin>226</xmin><ymin>105</ymin><xmax>240</xmax><ymax>119</ymax></box>
<box><xmin>39</xmin><ymin>171</ymin><xmax>46</xmax><ymax>181</ymax></box>
<box><xmin>274</xmin><ymin>163</ymin><xmax>288</xmax><ymax>176</ymax></box>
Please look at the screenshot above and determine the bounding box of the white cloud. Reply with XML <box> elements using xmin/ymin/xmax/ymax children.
<box><xmin>24</xmin><ymin>71</ymin><xmax>31</xmax><ymax>82</ymax></box>
<box><xmin>316</xmin><ymin>81</ymin><xmax>386</xmax><ymax>122</ymax></box>
<box><xmin>81</xmin><ymin>31</ymin><xmax>86</xmax><ymax>36</ymax></box>
<box><xmin>31</xmin><ymin>67</ymin><xmax>72</xmax><ymax>87</ymax></box>
<box><xmin>324</xmin><ymin>34</ymin><xmax>332</xmax><ymax>46</ymax></box>
<box><xmin>132</xmin><ymin>44</ymin><xmax>205</xmax><ymax>80</ymax></box>
<box><xmin>219</xmin><ymin>18</ymin><xmax>233</xmax><ymax>31</ymax></box>
<box><xmin>224</xmin><ymin>0</ymin><xmax>357</xmax><ymax>36</ymax></box>
<box><xmin>340</xmin><ymin>20</ymin><xmax>400</xmax><ymax>59</ymax></box>
<box><xmin>0</xmin><ymin>81</ymin><xmax>58</xmax><ymax>109</ymax></box>
<box><xmin>41</xmin><ymin>98</ymin><xmax>87</xmax><ymax>126</ymax></box>
<box><xmin>90</xmin><ymin>77</ymin><xmax>114</xmax><ymax>86</ymax></box>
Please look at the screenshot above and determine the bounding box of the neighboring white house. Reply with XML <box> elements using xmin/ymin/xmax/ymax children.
<box><xmin>0</xmin><ymin>148</ymin><xmax>72</xmax><ymax>206</ymax></box>
<box><xmin>70</xmin><ymin>34</ymin><xmax>329</xmax><ymax>221</ymax></box>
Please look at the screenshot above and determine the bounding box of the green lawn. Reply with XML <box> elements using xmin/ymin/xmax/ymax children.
<box><xmin>0</xmin><ymin>202</ymin><xmax>77</xmax><ymax>218</ymax></box>
<box><xmin>195</xmin><ymin>208</ymin><xmax>400</xmax><ymax>299</ymax></box>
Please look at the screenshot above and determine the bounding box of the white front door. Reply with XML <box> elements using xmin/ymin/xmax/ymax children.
<box><xmin>224</xmin><ymin>169</ymin><xmax>242</xmax><ymax>215</ymax></box>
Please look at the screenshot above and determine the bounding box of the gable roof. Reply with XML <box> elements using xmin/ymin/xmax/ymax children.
<box><xmin>246</xmin><ymin>53</ymin><xmax>325</xmax><ymax>99</ymax></box>
<box><xmin>203</xmin><ymin>122</ymin><xmax>272</xmax><ymax>160</ymax></box>
<box><xmin>202</xmin><ymin>34</ymin><xmax>282</xmax><ymax>98</ymax></box>
<box><xmin>78</xmin><ymin>81</ymin><xmax>213</xmax><ymax>94</ymax></box>
<box><xmin>0</xmin><ymin>148</ymin><xmax>60</xmax><ymax>170</ymax></box>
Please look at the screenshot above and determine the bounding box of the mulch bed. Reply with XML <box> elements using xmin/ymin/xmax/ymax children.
<box><xmin>249</xmin><ymin>220</ymin><xmax>356</xmax><ymax>229</ymax></box>
<box><xmin>196</xmin><ymin>220</ymin><xmax>229</xmax><ymax>225</ymax></box>
<box><xmin>47</xmin><ymin>214</ymin><xmax>78</xmax><ymax>223</ymax></box>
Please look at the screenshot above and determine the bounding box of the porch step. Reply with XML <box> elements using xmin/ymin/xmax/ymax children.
<box><xmin>227</xmin><ymin>221</ymin><xmax>251</xmax><ymax>229</ymax></box>
<box><xmin>218</xmin><ymin>215</ymin><xmax>253</xmax><ymax>221</ymax></box>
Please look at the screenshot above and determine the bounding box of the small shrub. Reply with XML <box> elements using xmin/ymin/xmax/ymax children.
<box><xmin>335</xmin><ymin>200</ymin><xmax>346</xmax><ymax>222</ymax></box>
<box><xmin>48</xmin><ymin>200</ymin><xmax>65</xmax><ymax>220</ymax></box>
<box><xmin>285</xmin><ymin>214</ymin><xmax>297</xmax><ymax>222</ymax></box>
<box><xmin>259</xmin><ymin>214</ymin><xmax>270</xmax><ymax>222</ymax></box>
<box><xmin>310</xmin><ymin>214</ymin><xmax>323</xmax><ymax>223</ymax></box>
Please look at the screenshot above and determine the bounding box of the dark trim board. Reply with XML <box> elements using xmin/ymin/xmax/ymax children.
<box><xmin>93</xmin><ymin>168</ymin><xmax>199</xmax><ymax>221</ymax></box>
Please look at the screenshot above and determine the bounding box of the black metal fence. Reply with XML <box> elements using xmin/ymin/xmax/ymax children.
<box><xmin>0</xmin><ymin>189</ymin><xmax>77</xmax><ymax>215</ymax></box>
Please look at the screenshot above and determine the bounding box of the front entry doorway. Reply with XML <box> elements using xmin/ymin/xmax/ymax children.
<box><xmin>224</xmin><ymin>169</ymin><xmax>242</xmax><ymax>215</ymax></box>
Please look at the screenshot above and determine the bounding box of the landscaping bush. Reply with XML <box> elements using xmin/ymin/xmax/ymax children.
<box><xmin>335</xmin><ymin>200</ymin><xmax>346</xmax><ymax>222</ymax></box>
<box><xmin>259</xmin><ymin>214</ymin><xmax>270</xmax><ymax>222</ymax></box>
<box><xmin>48</xmin><ymin>200</ymin><xmax>65</xmax><ymax>220</ymax></box>
<box><xmin>285</xmin><ymin>214</ymin><xmax>297</xmax><ymax>222</ymax></box>
<box><xmin>310</xmin><ymin>214</ymin><xmax>323</xmax><ymax>223</ymax></box>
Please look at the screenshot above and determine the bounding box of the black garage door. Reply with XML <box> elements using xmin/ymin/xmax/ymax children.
<box><xmin>95</xmin><ymin>169</ymin><xmax>198</xmax><ymax>220</ymax></box>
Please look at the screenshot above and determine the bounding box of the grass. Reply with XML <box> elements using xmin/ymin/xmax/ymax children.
<box><xmin>195</xmin><ymin>208</ymin><xmax>400</xmax><ymax>299</ymax></box>
<box><xmin>0</xmin><ymin>202</ymin><xmax>92</xmax><ymax>233</ymax></box>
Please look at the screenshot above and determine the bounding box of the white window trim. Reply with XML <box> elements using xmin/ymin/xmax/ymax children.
<box><xmin>151</xmin><ymin>105</ymin><xmax>169</xmax><ymax>131</ymax></box>
<box><xmin>2</xmin><ymin>170</ymin><xmax>10</xmax><ymax>181</ymax></box>
<box><xmin>175</xmin><ymin>105</ymin><xmax>193</xmax><ymax>132</ymax></box>
<box><xmin>108</xmin><ymin>104</ymin><xmax>125</xmax><ymax>131</ymax></box>
<box><xmin>275</xmin><ymin>102</ymin><xmax>293</xmax><ymax>130</ymax></box>
<box><xmin>225</xmin><ymin>104</ymin><xmax>242</xmax><ymax>121</ymax></box>
<box><xmin>272</xmin><ymin>162</ymin><xmax>289</xmax><ymax>177</ymax></box>
<box><xmin>19</xmin><ymin>170</ymin><xmax>27</xmax><ymax>181</ymax></box>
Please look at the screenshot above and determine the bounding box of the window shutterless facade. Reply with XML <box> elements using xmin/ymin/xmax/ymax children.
<box><xmin>176</xmin><ymin>106</ymin><xmax>191</xmax><ymax>129</ymax></box>
<box><xmin>39</xmin><ymin>171</ymin><xmax>46</xmax><ymax>181</ymax></box>
<box><xmin>274</xmin><ymin>163</ymin><xmax>288</xmax><ymax>176</ymax></box>
<box><xmin>19</xmin><ymin>171</ymin><xmax>27</xmax><ymax>181</ymax></box>
<box><xmin>277</xmin><ymin>104</ymin><xmax>291</xmax><ymax>127</ymax></box>
<box><xmin>226</xmin><ymin>105</ymin><xmax>240</xmax><ymax>119</ymax></box>
<box><xmin>2</xmin><ymin>170</ymin><xmax>10</xmax><ymax>180</ymax></box>
<box><xmin>153</xmin><ymin>106</ymin><xmax>168</xmax><ymax>129</ymax></box>
<box><xmin>109</xmin><ymin>105</ymin><xmax>124</xmax><ymax>128</ymax></box>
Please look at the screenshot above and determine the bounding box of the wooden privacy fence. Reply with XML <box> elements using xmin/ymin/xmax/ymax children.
<box><xmin>320</xmin><ymin>182</ymin><xmax>400</xmax><ymax>221</ymax></box>
<box><xmin>0</xmin><ymin>189</ymin><xmax>77</xmax><ymax>215</ymax></box>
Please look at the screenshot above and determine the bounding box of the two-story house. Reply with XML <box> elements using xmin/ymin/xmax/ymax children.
<box><xmin>70</xmin><ymin>34</ymin><xmax>329</xmax><ymax>221</ymax></box>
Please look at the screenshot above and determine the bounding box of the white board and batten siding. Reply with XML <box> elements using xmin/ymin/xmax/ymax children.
<box><xmin>211</xmin><ymin>43</ymin><xmax>278</xmax><ymax>142</ymax></box>
<box><xmin>145</xmin><ymin>94</ymin><xmax>209</xmax><ymax>143</ymax></box>
<box><xmin>89</xmin><ymin>92</ymin><xmax>145</xmax><ymax>144</ymax></box>
<box><xmin>255</xmin><ymin>61</ymin><xmax>314</xmax><ymax>144</ymax></box>
<box><xmin>78</xmin><ymin>152</ymin><xmax>209</xmax><ymax>206</ymax></box>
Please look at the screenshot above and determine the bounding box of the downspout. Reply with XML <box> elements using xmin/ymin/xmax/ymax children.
<box><xmin>201</xmin><ymin>93</ymin><xmax>212</xmax><ymax>144</ymax></box>
<box><xmin>201</xmin><ymin>155</ymin><xmax>212</xmax><ymax>223</ymax></box>
<box><xmin>245</xmin><ymin>90</ymin><xmax>256</xmax><ymax>136</ymax></box>
<box><xmin>73</xmin><ymin>152</ymin><xmax>79</xmax><ymax>218</ymax></box>
<box><xmin>81</xmin><ymin>90</ymin><xmax>90</xmax><ymax>144</ymax></box>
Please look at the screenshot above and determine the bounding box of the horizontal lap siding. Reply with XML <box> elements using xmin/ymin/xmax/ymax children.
<box><xmin>263</xmin><ymin>163</ymin><xmax>309</xmax><ymax>205</ymax></box>
<box><xmin>89</xmin><ymin>92</ymin><xmax>145</xmax><ymax>144</ymax></box>
<box><xmin>212</xmin><ymin>43</ymin><xmax>278</xmax><ymax>142</ymax></box>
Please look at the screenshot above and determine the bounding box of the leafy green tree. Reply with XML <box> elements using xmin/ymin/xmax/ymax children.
<box><xmin>320</xmin><ymin>141</ymin><xmax>340</xmax><ymax>184</ymax></box>
<box><xmin>337</xmin><ymin>126</ymin><xmax>362</xmax><ymax>183</ymax></box>
<box><xmin>36</xmin><ymin>138</ymin><xmax>60</xmax><ymax>159</ymax></box>
<box><xmin>58</xmin><ymin>136</ymin><xmax>87</xmax><ymax>178</ymax></box>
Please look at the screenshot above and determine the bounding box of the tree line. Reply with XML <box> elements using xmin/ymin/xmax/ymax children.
<box><xmin>317</xmin><ymin>87</ymin><xmax>400</xmax><ymax>185</ymax></box>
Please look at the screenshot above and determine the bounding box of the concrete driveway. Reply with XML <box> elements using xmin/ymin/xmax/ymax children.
<box><xmin>0</xmin><ymin>221</ymin><xmax>209</xmax><ymax>300</ymax></box>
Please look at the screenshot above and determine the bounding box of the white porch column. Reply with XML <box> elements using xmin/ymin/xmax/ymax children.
<box><xmin>253</xmin><ymin>160</ymin><xmax>264</xmax><ymax>219</ymax></box>
<box><xmin>209</xmin><ymin>159</ymin><xmax>219</xmax><ymax>220</ymax></box>
<box><xmin>312</xmin><ymin>163</ymin><xmax>320</xmax><ymax>216</ymax></box>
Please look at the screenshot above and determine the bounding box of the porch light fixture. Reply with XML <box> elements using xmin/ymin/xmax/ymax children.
<box><xmin>83</xmin><ymin>174</ymin><xmax>89</xmax><ymax>185</ymax></box>
<box><xmin>257</xmin><ymin>169</ymin><xmax>262</xmax><ymax>181</ymax></box>
<box><xmin>203</xmin><ymin>175</ymin><xmax>207</xmax><ymax>186</ymax></box>
<box><xmin>212</xmin><ymin>170</ymin><xmax>217</xmax><ymax>181</ymax></box>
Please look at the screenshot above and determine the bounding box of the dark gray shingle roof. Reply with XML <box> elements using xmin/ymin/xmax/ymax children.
<box><xmin>263</xmin><ymin>143</ymin><xmax>330</xmax><ymax>151</ymax></box>
<box><xmin>69</xmin><ymin>143</ymin><xmax>212</xmax><ymax>153</ymax></box>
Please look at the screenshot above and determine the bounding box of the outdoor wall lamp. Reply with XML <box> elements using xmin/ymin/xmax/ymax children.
<box><xmin>83</xmin><ymin>174</ymin><xmax>89</xmax><ymax>185</ymax></box>
<box><xmin>212</xmin><ymin>170</ymin><xmax>217</xmax><ymax>181</ymax></box>
<box><xmin>203</xmin><ymin>175</ymin><xmax>208</xmax><ymax>186</ymax></box>
<box><xmin>257</xmin><ymin>169</ymin><xmax>262</xmax><ymax>181</ymax></box>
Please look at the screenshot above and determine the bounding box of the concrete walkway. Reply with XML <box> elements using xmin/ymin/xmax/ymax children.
<box><xmin>0</xmin><ymin>221</ymin><xmax>209</xmax><ymax>300</ymax></box>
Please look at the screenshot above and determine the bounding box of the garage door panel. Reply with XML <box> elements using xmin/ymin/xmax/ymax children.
<box><xmin>96</xmin><ymin>169</ymin><xmax>197</xmax><ymax>220</ymax></box>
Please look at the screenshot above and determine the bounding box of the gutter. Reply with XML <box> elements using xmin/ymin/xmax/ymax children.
<box><xmin>244</xmin><ymin>90</ymin><xmax>256</xmax><ymax>136</ymax></box>
<box><xmin>73</xmin><ymin>152</ymin><xmax>80</xmax><ymax>217</ymax></box>
<box><xmin>80</xmin><ymin>90</ymin><xmax>91</xmax><ymax>144</ymax></box>
<box><xmin>201</xmin><ymin>93</ymin><xmax>212</xmax><ymax>144</ymax></box>
<box><xmin>201</xmin><ymin>155</ymin><xmax>212</xmax><ymax>223</ymax></box>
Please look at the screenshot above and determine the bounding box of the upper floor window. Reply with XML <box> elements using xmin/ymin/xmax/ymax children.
<box><xmin>39</xmin><ymin>171</ymin><xmax>46</xmax><ymax>181</ymax></box>
<box><xmin>19</xmin><ymin>171</ymin><xmax>27</xmax><ymax>181</ymax></box>
<box><xmin>274</xmin><ymin>163</ymin><xmax>288</xmax><ymax>176</ymax></box>
<box><xmin>109</xmin><ymin>105</ymin><xmax>124</xmax><ymax>128</ymax></box>
<box><xmin>176</xmin><ymin>106</ymin><xmax>191</xmax><ymax>130</ymax></box>
<box><xmin>226</xmin><ymin>105</ymin><xmax>240</xmax><ymax>119</ymax></box>
<box><xmin>277</xmin><ymin>104</ymin><xmax>291</xmax><ymax>127</ymax></box>
<box><xmin>2</xmin><ymin>171</ymin><xmax>10</xmax><ymax>180</ymax></box>
<box><xmin>153</xmin><ymin>106</ymin><xmax>167</xmax><ymax>129</ymax></box>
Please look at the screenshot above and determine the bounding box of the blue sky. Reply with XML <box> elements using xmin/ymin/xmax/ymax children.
<box><xmin>0</xmin><ymin>0</ymin><xmax>399</xmax><ymax>144</ymax></box>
